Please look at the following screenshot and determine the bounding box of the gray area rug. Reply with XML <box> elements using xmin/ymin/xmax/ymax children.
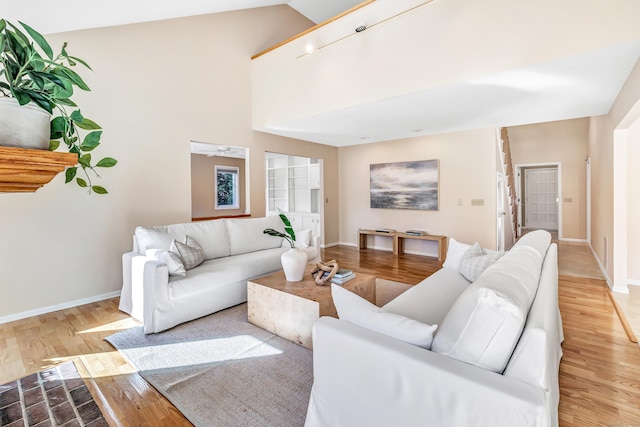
<box><xmin>105</xmin><ymin>304</ymin><xmax>313</xmax><ymax>427</ymax></box>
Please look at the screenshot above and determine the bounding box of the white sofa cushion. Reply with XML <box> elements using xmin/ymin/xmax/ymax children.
<box><xmin>383</xmin><ymin>268</ymin><xmax>471</xmax><ymax>326</ymax></box>
<box><xmin>332</xmin><ymin>284</ymin><xmax>438</xmax><ymax>349</ymax></box>
<box><xmin>135</xmin><ymin>219</ymin><xmax>230</xmax><ymax>260</ymax></box>
<box><xmin>169</xmin><ymin>247</ymin><xmax>286</xmax><ymax>299</ymax></box>
<box><xmin>431</xmin><ymin>230</ymin><xmax>551</xmax><ymax>373</ymax></box>
<box><xmin>459</xmin><ymin>243</ymin><xmax>503</xmax><ymax>282</ymax></box>
<box><xmin>226</xmin><ymin>216</ymin><xmax>286</xmax><ymax>255</ymax></box>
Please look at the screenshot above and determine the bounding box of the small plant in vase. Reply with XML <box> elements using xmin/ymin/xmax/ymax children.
<box><xmin>263</xmin><ymin>212</ymin><xmax>307</xmax><ymax>281</ymax></box>
<box><xmin>0</xmin><ymin>19</ymin><xmax>117</xmax><ymax>193</ymax></box>
<box><xmin>263</xmin><ymin>211</ymin><xmax>296</xmax><ymax>247</ymax></box>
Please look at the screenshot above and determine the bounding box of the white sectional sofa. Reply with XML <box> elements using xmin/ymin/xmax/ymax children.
<box><xmin>305</xmin><ymin>230</ymin><xmax>562</xmax><ymax>427</ymax></box>
<box><xmin>119</xmin><ymin>216</ymin><xmax>320</xmax><ymax>334</ymax></box>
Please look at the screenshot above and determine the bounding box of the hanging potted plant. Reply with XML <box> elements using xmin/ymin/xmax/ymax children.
<box><xmin>263</xmin><ymin>211</ymin><xmax>308</xmax><ymax>282</ymax></box>
<box><xmin>0</xmin><ymin>19</ymin><xmax>116</xmax><ymax>193</ymax></box>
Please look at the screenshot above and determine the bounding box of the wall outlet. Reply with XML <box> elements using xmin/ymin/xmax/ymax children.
<box><xmin>471</xmin><ymin>199</ymin><xmax>484</xmax><ymax>206</ymax></box>
<box><xmin>458</xmin><ymin>199</ymin><xmax>463</xmax><ymax>206</ymax></box>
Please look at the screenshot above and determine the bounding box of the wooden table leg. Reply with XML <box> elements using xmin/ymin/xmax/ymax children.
<box><xmin>438</xmin><ymin>237</ymin><xmax>447</xmax><ymax>261</ymax></box>
<box><xmin>394</xmin><ymin>234</ymin><xmax>401</xmax><ymax>255</ymax></box>
<box><xmin>358</xmin><ymin>232</ymin><xmax>367</xmax><ymax>250</ymax></box>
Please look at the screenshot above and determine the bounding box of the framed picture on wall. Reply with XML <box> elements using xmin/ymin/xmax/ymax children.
<box><xmin>370</xmin><ymin>159</ymin><xmax>439</xmax><ymax>210</ymax></box>
<box><xmin>215</xmin><ymin>165</ymin><xmax>240</xmax><ymax>210</ymax></box>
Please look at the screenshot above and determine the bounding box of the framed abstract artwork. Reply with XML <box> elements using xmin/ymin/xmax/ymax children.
<box><xmin>370</xmin><ymin>159</ymin><xmax>439</xmax><ymax>210</ymax></box>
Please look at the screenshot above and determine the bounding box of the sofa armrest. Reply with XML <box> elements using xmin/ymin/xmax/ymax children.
<box><xmin>120</xmin><ymin>251</ymin><xmax>143</xmax><ymax>318</ymax></box>
<box><xmin>305</xmin><ymin>317</ymin><xmax>549</xmax><ymax>427</ymax></box>
<box><xmin>121</xmin><ymin>250</ymin><xmax>171</xmax><ymax>332</ymax></box>
<box><xmin>140</xmin><ymin>259</ymin><xmax>170</xmax><ymax>334</ymax></box>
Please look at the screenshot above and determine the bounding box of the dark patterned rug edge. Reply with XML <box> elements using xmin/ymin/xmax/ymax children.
<box><xmin>0</xmin><ymin>360</ymin><xmax>108</xmax><ymax>427</ymax></box>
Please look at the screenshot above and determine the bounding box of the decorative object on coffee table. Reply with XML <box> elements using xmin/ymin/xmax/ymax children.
<box><xmin>247</xmin><ymin>264</ymin><xmax>376</xmax><ymax>349</ymax></box>
<box><xmin>310</xmin><ymin>259</ymin><xmax>339</xmax><ymax>285</ymax></box>
<box><xmin>263</xmin><ymin>211</ymin><xmax>307</xmax><ymax>281</ymax></box>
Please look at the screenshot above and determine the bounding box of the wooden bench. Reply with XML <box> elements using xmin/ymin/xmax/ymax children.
<box><xmin>358</xmin><ymin>229</ymin><xmax>447</xmax><ymax>261</ymax></box>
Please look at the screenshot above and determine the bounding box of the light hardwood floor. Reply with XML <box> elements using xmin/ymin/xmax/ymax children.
<box><xmin>1</xmin><ymin>243</ymin><xmax>639</xmax><ymax>426</ymax></box>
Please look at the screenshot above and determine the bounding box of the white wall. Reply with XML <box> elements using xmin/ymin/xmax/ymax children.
<box><xmin>0</xmin><ymin>7</ymin><xmax>321</xmax><ymax>320</ymax></box>
<box><xmin>253</xmin><ymin>0</ymin><xmax>640</xmax><ymax>133</ymax></box>
<box><xmin>627</xmin><ymin>119</ymin><xmax>640</xmax><ymax>282</ymax></box>
<box><xmin>339</xmin><ymin>128</ymin><xmax>498</xmax><ymax>253</ymax></box>
<box><xmin>589</xmin><ymin>58</ymin><xmax>640</xmax><ymax>288</ymax></box>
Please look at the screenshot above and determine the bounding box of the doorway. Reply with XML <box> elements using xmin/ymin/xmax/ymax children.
<box><xmin>516</xmin><ymin>163</ymin><xmax>562</xmax><ymax>238</ymax></box>
<box><xmin>190</xmin><ymin>141</ymin><xmax>249</xmax><ymax>220</ymax></box>
<box><xmin>265</xmin><ymin>153</ymin><xmax>324</xmax><ymax>244</ymax></box>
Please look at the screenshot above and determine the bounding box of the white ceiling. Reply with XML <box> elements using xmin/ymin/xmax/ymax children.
<box><xmin>0</xmin><ymin>0</ymin><xmax>357</xmax><ymax>34</ymax></box>
<box><xmin>190</xmin><ymin>142</ymin><xmax>247</xmax><ymax>159</ymax></box>
<box><xmin>264</xmin><ymin>40</ymin><xmax>640</xmax><ymax>146</ymax></box>
<box><xmin>4</xmin><ymin>1</ymin><xmax>640</xmax><ymax>146</ymax></box>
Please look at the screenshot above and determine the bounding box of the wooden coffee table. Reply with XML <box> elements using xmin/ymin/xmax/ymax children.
<box><xmin>247</xmin><ymin>264</ymin><xmax>376</xmax><ymax>349</ymax></box>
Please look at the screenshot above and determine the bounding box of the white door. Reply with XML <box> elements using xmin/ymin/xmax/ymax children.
<box><xmin>525</xmin><ymin>168</ymin><xmax>558</xmax><ymax>230</ymax></box>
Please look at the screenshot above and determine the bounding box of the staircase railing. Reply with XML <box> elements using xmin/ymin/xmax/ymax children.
<box><xmin>498</xmin><ymin>127</ymin><xmax>518</xmax><ymax>242</ymax></box>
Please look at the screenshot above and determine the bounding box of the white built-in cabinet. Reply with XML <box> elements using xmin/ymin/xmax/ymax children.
<box><xmin>266</xmin><ymin>154</ymin><xmax>321</xmax><ymax>238</ymax></box>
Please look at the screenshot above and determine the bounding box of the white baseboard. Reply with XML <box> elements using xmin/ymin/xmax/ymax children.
<box><xmin>628</xmin><ymin>279</ymin><xmax>640</xmax><ymax>286</ymax></box>
<box><xmin>331</xmin><ymin>242</ymin><xmax>356</xmax><ymax>248</ymax></box>
<box><xmin>559</xmin><ymin>238</ymin><xmax>588</xmax><ymax>243</ymax></box>
<box><xmin>588</xmin><ymin>243</ymin><xmax>613</xmax><ymax>289</ymax></box>
<box><xmin>321</xmin><ymin>241</ymin><xmax>342</xmax><ymax>248</ymax></box>
<box><xmin>327</xmin><ymin>242</ymin><xmax>437</xmax><ymax>259</ymax></box>
<box><xmin>0</xmin><ymin>290</ymin><xmax>121</xmax><ymax>325</ymax></box>
<box><xmin>357</xmin><ymin>244</ymin><xmax>393</xmax><ymax>252</ymax></box>
<box><xmin>612</xmin><ymin>285</ymin><xmax>630</xmax><ymax>295</ymax></box>
<box><xmin>399</xmin><ymin>249</ymin><xmax>439</xmax><ymax>258</ymax></box>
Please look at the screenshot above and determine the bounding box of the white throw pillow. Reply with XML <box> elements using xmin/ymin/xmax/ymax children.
<box><xmin>332</xmin><ymin>284</ymin><xmax>438</xmax><ymax>349</ymax></box>
<box><xmin>145</xmin><ymin>249</ymin><xmax>186</xmax><ymax>277</ymax></box>
<box><xmin>442</xmin><ymin>237</ymin><xmax>471</xmax><ymax>270</ymax></box>
<box><xmin>459</xmin><ymin>242</ymin><xmax>504</xmax><ymax>282</ymax></box>
<box><xmin>431</xmin><ymin>284</ymin><xmax>526</xmax><ymax>373</ymax></box>
<box><xmin>295</xmin><ymin>229</ymin><xmax>312</xmax><ymax>249</ymax></box>
<box><xmin>170</xmin><ymin>236</ymin><xmax>205</xmax><ymax>270</ymax></box>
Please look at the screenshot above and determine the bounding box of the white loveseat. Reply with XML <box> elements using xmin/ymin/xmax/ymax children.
<box><xmin>305</xmin><ymin>230</ymin><xmax>563</xmax><ymax>427</ymax></box>
<box><xmin>119</xmin><ymin>216</ymin><xmax>320</xmax><ymax>334</ymax></box>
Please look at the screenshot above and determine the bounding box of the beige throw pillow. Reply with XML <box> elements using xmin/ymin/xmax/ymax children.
<box><xmin>170</xmin><ymin>236</ymin><xmax>205</xmax><ymax>270</ymax></box>
<box><xmin>459</xmin><ymin>242</ymin><xmax>503</xmax><ymax>282</ymax></box>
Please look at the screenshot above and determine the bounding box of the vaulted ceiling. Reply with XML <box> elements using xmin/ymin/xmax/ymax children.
<box><xmin>0</xmin><ymin>0</ymin><xmax>359</xmax><ymax>34</ymax></box>
<box><xmin>4</xmin><ymin>1</ymin><xmax>640</xmax><ymax>146</ymax></box>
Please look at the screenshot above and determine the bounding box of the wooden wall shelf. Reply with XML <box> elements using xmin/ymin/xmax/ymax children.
<box><xmin>0</xmin><ymin>146</ymin><xmax>78</xmax><ymax>193</ymax></box>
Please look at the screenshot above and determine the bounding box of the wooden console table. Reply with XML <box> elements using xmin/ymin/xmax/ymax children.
<box><xmin>358</xmin><ymin>229</ymin><xmax>447</xmax><ymax>262</ymax></box>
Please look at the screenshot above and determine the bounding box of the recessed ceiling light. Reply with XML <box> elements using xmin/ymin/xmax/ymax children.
<box><xmin>305</xmin><ymin>43</ymin><xmax>315</xmax><ymax>54</ymax></box>
<box><xmin>412</xmin><ymin>129</ymin><xmax>424</xmax><ymax>133</ymax></box>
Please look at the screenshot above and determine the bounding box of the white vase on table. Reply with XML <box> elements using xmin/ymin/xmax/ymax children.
<box><xmin>281</xmin><ymin>248</ymin><xmax>308</xmax><ymax>282</ymax></box>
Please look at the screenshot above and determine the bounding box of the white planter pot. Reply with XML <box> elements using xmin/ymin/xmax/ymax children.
<box><xmin>281</xmin><ymin>248</ymin><xmax>308</xmax><ymax>282</ymax></box>
<box><xmin>0</xmin><ymin>98</ymin><xmax>51</xmax><ymax>150</ymax></box>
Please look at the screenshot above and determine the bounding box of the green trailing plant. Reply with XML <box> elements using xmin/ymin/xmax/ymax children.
<box><xmin>0</xmin><ymin>19</ymin><xmax>117</xmax><ymax>194</ymax></box>
<box><xmin>263</xmin><ymin>211</ymin><xmax>297</xmax><ymax>248</ymax></box>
